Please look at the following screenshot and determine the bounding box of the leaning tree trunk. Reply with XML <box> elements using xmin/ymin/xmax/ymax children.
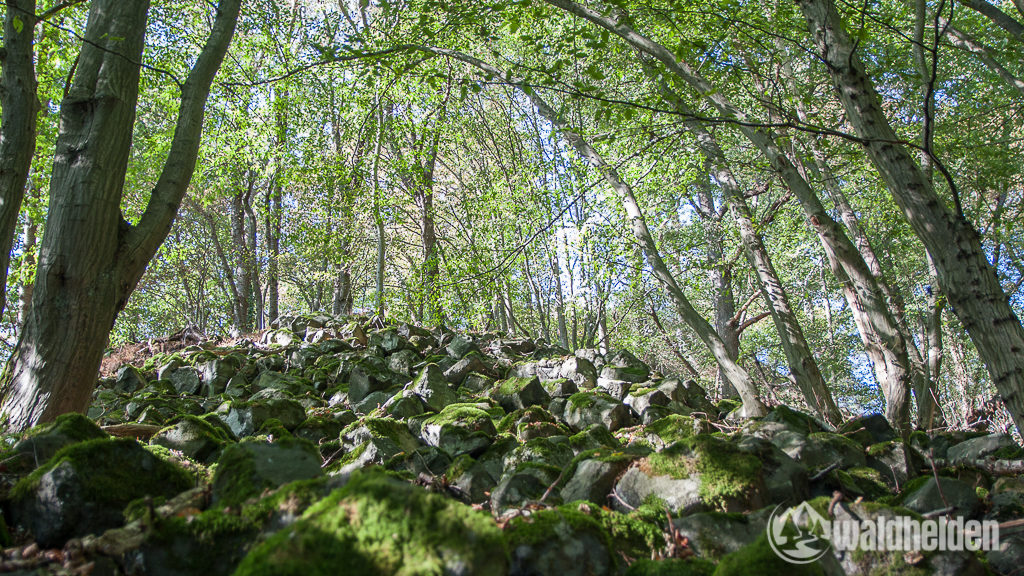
<box><xmin>0</xmin><ymin>0</ymin><xmax>241</xmax><ymax>432</ymax></box>
<box><xmin>644</xmin><ymin>55</ymin><xmax>844</xmax><ymax>423</ymax></box>
<box><xmin>412</xmin><ymin>48</ymin><xmax>768</xmax><ymax>416</ymax></box>
<box><xmin>798</xmin><ymin>0</ymin><xmax>1024</xmax><ymax>434</ymax></box>
<box><xmin>541</xmin><ymin>0</ymin><xmax>912</xmax><ymax>429</ymax></box>
<box><xmin>0</xmin><ymin>0</ymin><xmax>38</xmax><ymax>321</ymax></box>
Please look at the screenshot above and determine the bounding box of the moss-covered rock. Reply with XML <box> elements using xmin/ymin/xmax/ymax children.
<box><xmin>10</xmin><ymin>437</ymin><xmax>193</xmax><ymax>547</ymax></box>
<box><xmin>234</xmin><ymin>468</ymin><xmax>508</xmax><ymax>576</ymax></box>
<box><xmin>565</xmin><ymin>391</ymin><xmax>632</xmax><ymax>432</ymax></box>
<box><xmin>211</xmin><ymin>438</ymin><xmax>323</xmax><ymax>508</ymax></box>
<box><xmin>420</xmin><ymin>404</ymin><xmax>496</xmax><ymax>457</ymax></box>
<box><xmin>150</xmin><ymin>414</ymin><xmax>231</xmax><ymax>463</ymax></box>
<box><xmin>713</xmin><ymin>533</ymin><xmax>825</xmax><ymax>575</ymax></box>
<box><xmin>491</xmin><ymin>376</ymin><xmax>551</xmax><ymax>413</ymax></box>
<box><xmin>3</xmin><ymin>412</ymin><xmax>108</xmax><ymax>474</ymax></box>
<box><xmin>643</xmin><ymin>436</ymin><xmax>766</xmax><ymax>512</ymax></box>
<box><xmin>505</xmin><ymin>503</ymin><xmax>615</xmax><ymax>576</ymax></box>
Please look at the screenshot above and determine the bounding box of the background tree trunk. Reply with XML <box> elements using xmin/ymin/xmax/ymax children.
<box><xmin>0</xmin><ymin>0</ymin><xmax>38</xmax><ymax>321</ymax></box>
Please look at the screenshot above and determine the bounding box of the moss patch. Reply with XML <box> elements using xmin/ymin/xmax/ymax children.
<box><xmin>645</xmin><ymin>415</ymin><xmax>697</xmax><ymax>445</ymax></box>
<box><xmin>645</xmin><ymin>436</ymin><xmax>762</xmax><ymax>511</ymax></box>
<box><xmin>713</xmin><ymin>533</ymin><xmax>824</xmax><ymax>575</ymax></box>
<box><xmin>234</xmin><ymin>468</ymin><xmax>507</xmax><ymax>576</ymax></box>
<box><xmin>626</xmin><ymin>558</ymin><xmax>716</xmax><ymax>576</ymax></box>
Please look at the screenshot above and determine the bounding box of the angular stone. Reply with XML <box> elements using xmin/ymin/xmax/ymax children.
<box><xmin>211</xmin><ymin>440</ymin><xmax>323</xmax><ymax>507</ymax></box>
<box><xmin>564</xmin><ymin>392</ymin><xmax>632</xmax><ymax>432</ymax></box>
<box><xmin>595</xmin><ymin>377</ymin><xmax>631</xmax><ymax>400</ymax></box>
<box><xmin>491</xmin><ymin>376</ymin><xmax>551</xmax><ymax>413</ymax></box>
<box><xmin>386</xmin><ymin>349</ymin><xmax>421</xmax><ymax>376</ymax></box>
<box><xmin>114</xmin><ymin>365</ymin><xmax>148</xmax><ymax>394</ymax></box>
<box><xmin>443</xmin><ymin>353</ymin><xmax>491</xmax><ymax>385</ymax></box>
<box><xmin>420</xmin><ymin>404</ymin><xmax>497</xmax><ymax>457</ymax></box>
<box><xmin>561</xmin><ymin>456</ymin><xmax>633</xmax><ymax>504</ymax></box>
<box><xmin>11</xmin><ymin>438</ymin><xmax>193</xmax><ymax>547</ymax></box>
<box><xmin>948</xmin><ymin>434</ymin><xmax>1018</xmax><ymax>464</ymax></box>
<box><xmin>150</xmin><ymin>415</ymin><xmax>228</xmax><ymax>463</ymax></box>
<box><xmin>347</xmin><ymin>357</ymin><xmax>403</xmax><ymax>404</ymax></box>
<box><xmin>165</xmin><ymin>366</ymin><xmax>202</xmax><ymax>395</ymax></box>
<box><xmin>412</xmin><ymin>364</ymin><xmax>459</xmax><ymax>412</ymax></box>
<box><xmin>903</xmin><ymin>477</ymin><xmax>982</xmax><ymax>519</ymax></box>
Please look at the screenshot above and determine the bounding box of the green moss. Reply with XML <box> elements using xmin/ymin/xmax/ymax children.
<box><xmin>645</xmin><ymin>414</ymin><xmax>697</xmax><ymax>444</ymax></box>
<box><xmin>256</xmin><ymin>418</ymin><xmax>294</xmax><ymax>439</ymax></box>
<box><xmin>567</xmin><ymin>391</ymin><xmax>604</xmax><ymax>411</ymax></box>
<box><xmin>993</xmin><ymin>445</ymin><xmax>1024</xmax><ymax>460</ymax></box>
<box><xmin>234</xmin><ymin>468</ymin><xmax>507</xmax><ymax>576</ymax></box>
<box><xmin>144</xmin><ymin>444</ymin><xmax>211</xmax><ymax>483</ymax></box>
<box><xmin>836</xmin><ymin>467</ymin><xmax>889</xmax><ymax>500</ymax></box>
<box><xmin>12</xmin><ymin>438</ymin><xmax>193</xmax><ymax>505</ymax></box>
<box><xmin>341</xmin><ymin>417</ymin><xmax>418</xmax><ymax>452</ymax></box>
<box><xmin>42</xmin><ymin>412</ymin><xmax>108</xmax><ymax>442</ymax></box>
<box><xmin>496</xmin><ymin>376</ymin><xmax>537</xmax><ymax>396</ymax></box>
<box><xmin>809</xmin><ymin>431</ymin><xmax>865</xmax><ymax>456</ymax></box>
<box><xmin>588</xmin><ymin>502</ymin><xmax>669</xmax><ymax>562</ymax></box>
<box><xmin>626</xmin><ymin>558</ymin><xmax>716</xmax><ymax>576</ymax></box>
<box><xmin>764</xmin><ymin>405</ymin><xmax>821</xmax><ymax>433</ymax></box>
<box><xmin>645</xmin><ymin>436</ymin><xmax>762</xmax><ymax>511</ymax></box>
<box><xmin>569</xmin><ymin>425</ymin><xmax>624</xmax><ymax>452</ymax></box>
<box><xmin>713</xmin><ymin>533</ymin><xmax>824</xmax><ymax>575</ymax></box>
<box><xmin>504</xmin><ymin>503</ymin><xmax>614</xmax><ymax>563</ymax></box>
<box><xmin>241</xmin><ymin>476</ymin><xmax>333</xmax><ymax>525</ymax></box>
<box><xmin>423</xmin><ymin>405</ymin><xmax>494</xmax><ymax>429</ymax></box>
<box><xmin>866</xmin><ymin>440</ymin><xmax>896</xmax><ymax>457</ymax></box>
<box><xmin>715</xmin><ymin>399</ymin><xmax>741</xmax><ymax>414</ymax></box>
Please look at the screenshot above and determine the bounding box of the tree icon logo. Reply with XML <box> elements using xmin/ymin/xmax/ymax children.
<box><xmin>766</xmin><ymin>501</ymin><xmax>832</xmax><ymax>564</ymax></box>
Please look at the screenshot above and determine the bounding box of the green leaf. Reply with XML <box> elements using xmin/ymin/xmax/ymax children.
<box><xmin>12</xmin><ymin>15</ymin><xmax>23</xmax><ymax>34</ymax></box>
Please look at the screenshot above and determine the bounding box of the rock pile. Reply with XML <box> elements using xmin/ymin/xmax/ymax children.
<box><xmin>0</xmin><ymin>314</ymin><xmax>1022</xmax><ymax>575</ymax></box>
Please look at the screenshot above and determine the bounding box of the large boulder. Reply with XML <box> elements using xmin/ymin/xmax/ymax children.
<box><xmin>491</xmin><ymin>376</ymin><xmax>551</xmax><ymax>413</ymax></box>
<box><xmin>211</xmin><ymin>439</ymin><xmax>323</xmax><ymax>507</ymax></box>
<box><xmin>5</xmin><ymin>413</ymin><xmax>108</xmax><ymax>474</ymax></box>
<box><xmin>411</xmin><ymin>364</ymin><xmax>459</xmax><ymax>412</ymax></box>
<box><xmin>613</xmin><ymin>436</ymin><xmax>766</xmax><ymax>514</ymax></box>
<box><xmin>234</xmin><ymin>469</ymin><xmax>507</xmax><ymax>576</ymax></box>
<box><xmin>505</xmin><ymin>505</ymin><xmax>614</xmax><ymax>576</ymax></box>
<box><xmin>564</xmin><ymin>392</ymin><xmax>632</xmax><ymax>432</ymax></box>
<box><xmin>420</xmin><ymin>404</ymin><xmax>497</xmax><ymax>457</ymax></box>
<box><xmin>150</xmin><ymin>415</ymin><xmax>231</xmax><ymax>463</ymax></box>
<box><xmin>10</xmin><ymin>438</ymin><xmax>193</xmax><ymax>547</ymax></box>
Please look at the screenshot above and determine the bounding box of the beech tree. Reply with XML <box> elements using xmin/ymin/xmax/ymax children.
<box><xmin>796</xmin><ymin>0</ymin><xmax>1024</xmax><ymax>433</ymax></box>
<box><xmin>0</xmin><ymin>0</ymin><xmax>242</xmax><ymax>432</ymax></box>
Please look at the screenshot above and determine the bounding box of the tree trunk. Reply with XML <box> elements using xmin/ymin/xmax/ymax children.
<box><xmin>0</xmin><ymin>0</ymin><xmax>38</xmax><ymax>321</ymax></box>
<box><xmin>545</xmin><ymin>0</ymin><xmax>910</xmax><ymax>428</ymax></box>
<box><xmin>417</xmin><ymin>49</ymin><xmax>767</xmax><ymax>415</ymax></box>
<box><xmin>17</xmin><ymin>200</ymin><xmax>37</xmax><ymax>326</ymax></box>
<box><xmin>694</xmin><ymin>169</ymin><xmax>740</xmax><ymax>399</ymax></box>
<box><xmin>230</xmin><ymin>188</ymin><xmax>253</xmax><ymax>331</ymax></box>
<box><xmin>798</xmin><ymin>0</ymin><xmax>1024</xmax><ymax>434</ymax></box>
<box><xmin>0</xmin><ymin>0</ymin><xmax>241</xmax><ymax>432</ymax></box>
<box><xmin>648</xmin><ymin>66</ymin><xmax>843</xmax><ymax>424</ymax></box>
